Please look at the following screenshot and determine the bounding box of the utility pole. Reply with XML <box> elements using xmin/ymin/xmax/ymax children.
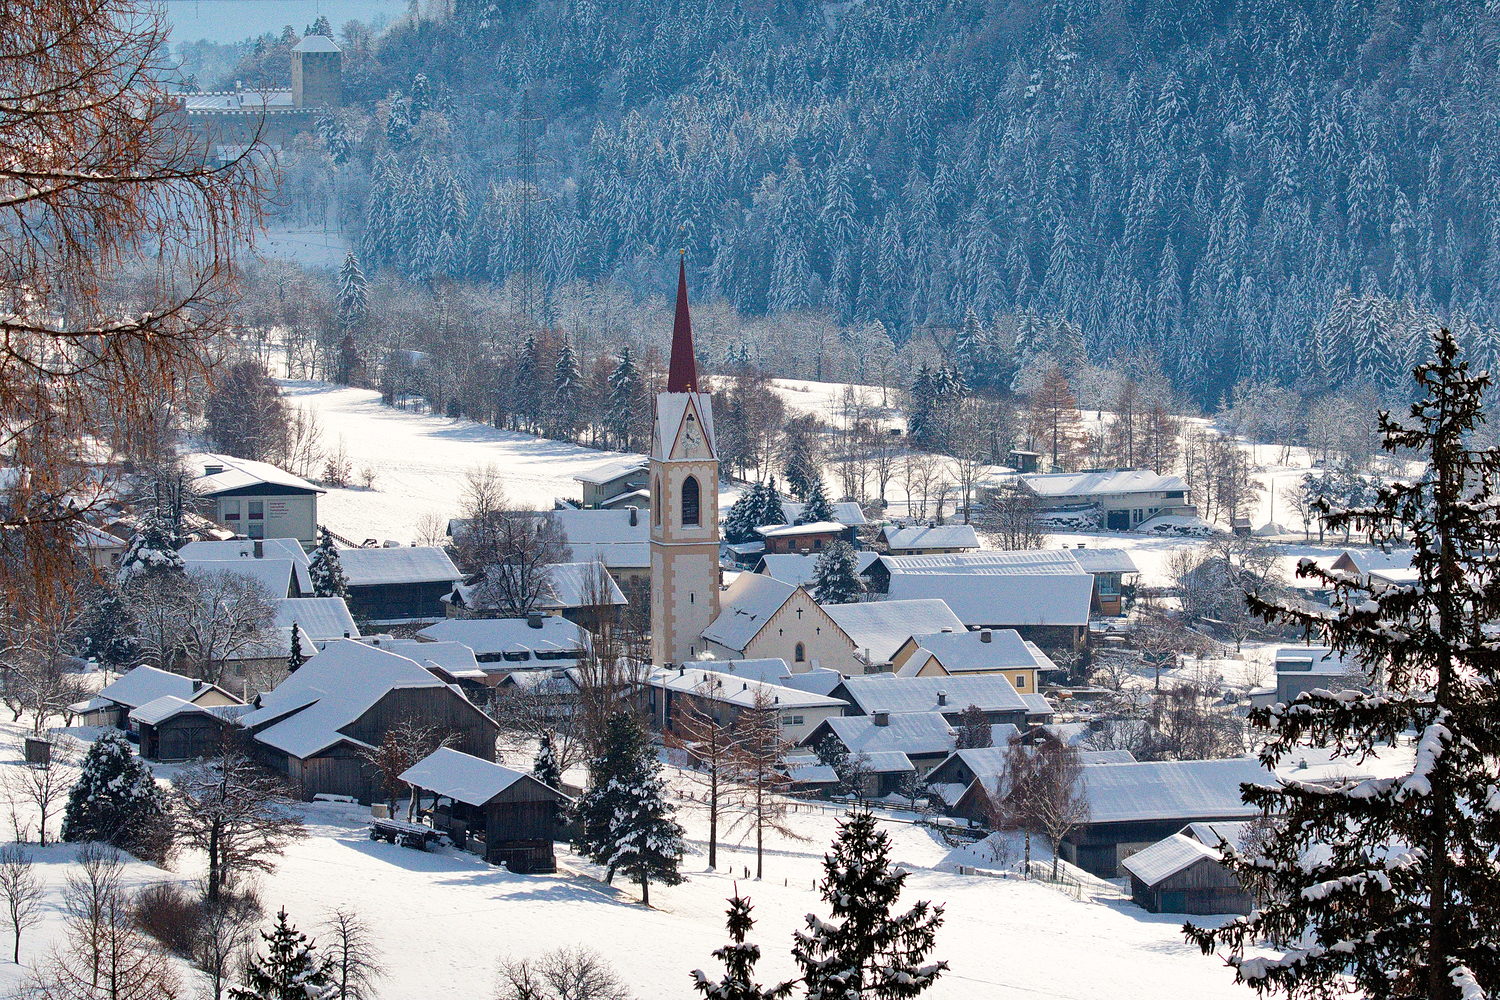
<box><xmin>506</xmin><ymin>89</ymin><xmax>549</xmax><ymax>331</ymax></box>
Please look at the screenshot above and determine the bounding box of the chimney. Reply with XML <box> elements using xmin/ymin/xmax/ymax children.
<box><xmin>628</xmin><ymin>506</ymin><xmax>639</xmax><ymax>527</ymax></box>
<box><xmin>253</xmin><ymin>539</ymin><xmax>264</xmax><ymax>559</ymax></box>
<box><xmin>677</xmin><ymin>664</ymin><xmax>685</xmax><ymax>676</ymax></box>
<box><xmin>980</xmin><ymin>630</ymin><xmax>992</xmax><ymax>643</ymax></box>
<box><xmin>527</xmin><ymin>611</ymin><xmax>544</xmax><ymax>629</ymax></box>
<box><xmin>342</xmin><ymin>631</ymin><xmax>350</xmax><ymax>639</ymax></box>
<box><xmin>192</xmin><ymin>679</ymin><xmax>204</xmax><ymax>693</ymax></box>
<box><xmin>873</xmin><ymin>711</ymin><xmax>890</xmax><ymax>727</ymax></box>
<box><xmin>937</xmin><ymin>690</ymin><xmax>948</xmax><ymax>707</ymax></box>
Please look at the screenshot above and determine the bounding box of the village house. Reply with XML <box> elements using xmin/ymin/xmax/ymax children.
<box><xmin>998</xmin><ymin>468</ymin><xmax>1193</xmax><ymax>531</ymax></box>
<box><xmin>1327</xmin><ymin>546</ymin><xmax>1414</xmax><ymax>585</ymax></box>
<box><xmin>699</xmin><ymin>573</ymin><xmax>860</xmax><ymax>672</ymax></box>
<box><xmin>941</xmin><ymin>746</ymin><xmax>1136</xmax><ymax>822</ymax></box>
<box><xmin>755</xmin><ymin>521</ymin><xmax>848</xmax><ymax>555</ymax></box>
<box><xmin>821</xmin><ymin>599</ymin><xmax>968</xmax><ymax>673</ymax></box>
<box><xmin>694</xmin><ymin>657</ymin><xmax>845</xmax><ymax>697</ymax></box>
<box><xmin>400</xmin><ymin>747</ymin><xmax>572</xmax><ymax>873</ymax></box>
<box><xmin>184</xmin><ymin>556</ymin><xmax>302</xmax><ymax>599</ymax></box>
<box><xmin>572</xmin><ymin>456</ymin><xmax>649</xmax><ymax>510</ymax></box>
<box><xmin>215</xmin><ymin>624</ymin><xmax>318</xmax><ymax>688</ymax></box>
<box><xmin>75</xmin><ymin>523</ymin><xmax>128</xmax><ymax>571</ymax></box>
<box><xmin>548</xmin><ymin>507</ymin><xmax>650</xmax><ymax>609</ymax></box>
<box><xmin>878</xmin><ymin>524</ymin><xmax>981</xmax><ymax>555</ymax></box>
<box><xmin>883</xmin><ymin>570</ymin><xmax>1092</xmax><ymax>648</ymax></box>
<box><xmin>190</xmin><ymin>453</ymin><xmax>324</xmax><ymax>546</ymax></box>
<box><xmin>180</xmin><ymin>537</ymin><xmax>315</xmax><ymax>593</ymax></box>
<box><xmin>778</xmin><ymin>499</ymin><xmax>867</xmax><ymax>540</ymax></box>
<box><xmin>890</xmin><ymin>628</ymin><xmax>1054</xmax><ymax>697</ymax></box>
<box><xmin>1059</xmin><ymin>758</ymin><xmax>1272</xmax><ymax>877</ymax></box>
<box><xmin>868</xmin><ymin>547</ymin><xmax>1136</xmax><ymax>618</ymax></box>
<box><xmin>754</xmin><ymin>550</ymin><xmax>881</xmax><ymax>588</ymax></box>
<box><xmin>829</xmin><ymin>673</ymin><xmax>1047</xmax><ymax>728</ymax></box>
<box><xmin>416</xmin><ymin>615</ymin><xmax>590</xmax><ymax>675</ymax></box>
<box><xmin>800</xmin><ymin>712</ymin><xmax>957</xmax><ymax>787</ymax></box>
<box><xmin>445</xmin><ymin>560</ymin><xmax>627</xmax><ymax>633</ymax></box>
<box><xmin>276</xmin><ymin>597</ymin><xmax>361</xmax><ymax>642</ymax></box>
<box><xmin>643</xmin><ymin>665</ymin><xmax>847</xmax><ymax>742</ymax></box>
<box><xmin>1124</xmin><ymin>832</ymin><xmax>1254</xmax><ymax>915</ymax></box>
<box><xmin>340</xmin><ymin>545</ymin><xmax>464</xmax><ymax>622</ymax></box>
<box><xmin>238</xmin><ymin>639</ymin><xmax>498</xmax><ymax>802</ymax></box>
<box><xmin>73</xmin><ymin>666</ymin><xmax>242</xmax><ymax>730</ymax></box>
<box><xmin>1273</xmin><ymin>645</ymin><xmax>1368</xmax><ymax>704</ymax></box>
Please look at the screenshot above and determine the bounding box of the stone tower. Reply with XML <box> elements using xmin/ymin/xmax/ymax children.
<box><xmin>649</xmin><ymin>260</ymin><xmax>721</xmax><ymax>666</ymax></box>
<box><xmin>292</xmin><ymin>34</ymin><xmax>343</xmax><ymax>109</ymax></box>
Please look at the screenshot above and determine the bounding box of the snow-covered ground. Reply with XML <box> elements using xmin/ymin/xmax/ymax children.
<box><xmin>280</xmin><ymin>380</ymin><xmax>633</xmax><ymax>542</ymax></box>
<box><xmin>0</xmin><ymin>719</ymin><xmax>1257</xmax><ymax>1000</ymax></box>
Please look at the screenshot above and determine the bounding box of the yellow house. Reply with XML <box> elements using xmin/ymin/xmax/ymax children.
<box><xmin>889</xmin><ymin>627</ymin><xmax>1054</xmax><ymax>696</ymax></box>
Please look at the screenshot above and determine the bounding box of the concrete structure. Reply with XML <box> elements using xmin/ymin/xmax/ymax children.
<box><xmin>191</xmin><ymin>453</ymin><xmax>324</xmax><ymax>546</ymax></box>
<box><xmin>291</xmin><ymin>33</ymin><xmax>342</xmax><ymax>108</ymax></box>
<box><xmin>649</xmin><ymin>263</ymin><xmax>721</xmax><ymax>665</ymax></box>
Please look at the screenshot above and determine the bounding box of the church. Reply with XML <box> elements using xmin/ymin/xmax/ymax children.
<box><xmin>648</xmin><ymin>262</ymin><xmax>859</xmax><ymax>673</ymax></box>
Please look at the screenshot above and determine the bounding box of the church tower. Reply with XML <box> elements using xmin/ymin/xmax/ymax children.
<box><xmin>649</xmin><ymin>260</ymin><xmax>721</xmax><ymax>666</ymax></box>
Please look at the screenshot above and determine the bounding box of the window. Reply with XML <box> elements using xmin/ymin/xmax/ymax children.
<box><xmin>248</xmin><ymin>500</ymin><xmax>264</xmax><ymax>520</ymax></box>
<box><xmin>682</xmin><ymin>475</ymin><xmax>701</xmax><ymax>527</ymax></box>
<box><xmin>247</xmin><ymin>522</ymin><xmax>265</xmax><ymax>539</ymax></box>
<box><xmin>794</xmin><ymin>642</ymin><xmax>806</xmax><ymax>663</ymax></box>
<box><xmin>653</xmin><ymin>479</ymin><xmax>662</xmax><ymax>525</ymax></box>
<box><xmin>781</xmin><ymin>715</ymin><xmax>804</xmax><ymax>727</ymax></box>
<box><xmin>1015</xmin><ymin>674</ymin><xmax>1026</xmax><ymax>689</ymax></box>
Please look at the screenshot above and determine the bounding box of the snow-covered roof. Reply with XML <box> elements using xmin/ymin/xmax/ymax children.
<box><xmin>885</xmin><ymin>573</ymin><xmax>1093</xmax><ymax>627</ymax></box>
<box><xmin>339</xmin><ymin>546</ymin><xmax>462</xmax><ymax>586</ymax></box>
<box><xmin>779</xmin><ymin>500</ymin><xmax>867</xmax><ymax>528</ymax></box>
<box><xmin>97</xmin><ymin>666</ymin><xmax>237</xmax><ymax>711</ymax></box>
<box><xmin>188</xmin><ymin>453</ymin><xmax>323</xmax><ymax>496</ymax></box>
<box><xmin>182</xmin><ymin>91</ymin><xmax>298</xmax><ymax>113</ymax></box>
<box><xmin>1020</xmin><ymin>693</ymin><xmax>1053</xmax><ymax>716</ymax></box>
<box><xmin>702</xmin><ymin>574</ymin><xmax>799</xmax><ymax>652</ymax></box>
<box><xmin>1181</xmin><ymin>821</ymin><xmax>1252</xmax><ymax>848</ymax></box>
<box><xmin>572</xmin><ymin>455</ymin><xmax>647</xmax><ymax>485</ymax></box>
<box><xmin>540</xmin><ymin>561</ymin><xmax>627</xmax><ymax>608</ymax></box>
<box><xmin>229</xmin><ymin>624</ymin><xmax>318</xmax><ymax>663</ymax></box>
<box><xmin>180</xmin><ymin>538</ymin><xmax>313</xmax><ymax>592</ymax></box>
<box><xmin>129</xmin><ymin>695</ymin><xmax>252</xmax><ymax>727</ymax></box>
<box><xmin>1018</xmin><ymin>469</ymin><xmax>1187</xmax><ymax>498</ymax></box>
<box><xmin>1080</xmin><ymin>758</ymin><xmax>1272</xmax><ymax>825</ymax></box>
<box><xmin>880</xmin><ymin>524</ymin><xmax>981</xmax><ymax>550</ymax></box>
<box><xmin>756</xmin><ymin>551</ymin><xmax>880</xmax><ymax>586</ymax></box>
<box><xmin>241</xmin><ymin>640</ymin><xmax>485</xmax><ymax>759</ymax></box>
<box><xmin>1336</xmin><ymin>547</ymin><xmax>1414</xmax><ymax>576</ymax></box>
<box><xmin>184</xmin><ymin>557</ymin><xmax>297</xmax><ymax>597</ymax></box>
<box><xmin>1122</xmin><ymin>834</ymin><xmax>1222</xmax><ymax>886</ymax></box>
<box><xmin>276</xmin><ymin>597</ymin><xmax>359</xmax><ymax>641</ymax></box>
<box><xmin>756</xmin><ymin>520</ymin><xmax>846</xmax><ymax>538</ymax></box>
<box><xmin>880</xmin><ymin>549</ymin><xmax>1080</xmax><ymax>577</ymax></box>
<box><xmin>901</xmin><ymin>628</ymin><xmax>1049</xmax><ymax>674</ymax></box>
<box><xmin>1065</xmin><ymin>548</ymin><xmax>1139</xmax><ymax>575</ymax></box>
<box><xmin>931</xmin><ymin>744</ymin><xmax>1136</xmax><ymax>784</ymax></box>
<box><xmin>1274</xmin><ymin>646</ymin><xmax>1357</xmax><ymax>676</ymax></box>
<box><xmin>822</xmin><ymin>599</ymin><xmax>966</xmax><ymax>664</ymax></box>
<box><xmin>810</xmin><ymin>712</ymin><xmax>955</xmax><ymax>756</ymax></box>
<box><xmin>400</xmin><ymin>747</ymin><xmax>562</xmax><ymax>807</ymax></box>
<box><xmin>652</xmin><ymin>392</ymin><xmax>717</xmax><ymax>460</ymax></box>
<box><xmin>860</xmin><ymin>751</ymin><xmax>916</xmax><ymax>773</ymax></box>
<box><xmin>836</xmin><ymin>674</ymin><xmax>1027</xmax><ymax>716</ymax></box>
<box><xmin>416</xmin><ymin>616</ymin><xmax>589</xmax><ymax>657</ymax></box>
<box><xmin>696</xmin><ymin>659</ymin><xmax>846</xmax><ymax>697</ymax></box>
<box><xmin>785</xmin><ymin>755</ymin><xmax>839</xmax><ymax>785</ymax></box>
<box><xmin>293</xmin><ymin>33</ymin><xmax>342</xmax><ymax>52</ymax></box>
<box><xmin>550</xmin><ymin>508</ymin><xmax>649</xmax><ymax>568</ymax></box>
<box><xmin>360</xmin><ymin>637</ymin><xmax>479</xmax><ymax>673</ymax></box>
<box><xmin>646</xmin><ymin>667</ymin><xmax>847</xmax><ymax>711</ymax></box>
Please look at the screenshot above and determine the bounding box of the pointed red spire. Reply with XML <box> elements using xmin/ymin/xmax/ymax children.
<box><xmin>667</xmin><ymin>256</ymin><xmax>698</xmax><ymax>393</ymax></box>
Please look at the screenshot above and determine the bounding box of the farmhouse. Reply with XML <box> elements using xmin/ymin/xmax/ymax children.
<box><xmin>643</xmin><ymin>665</ymin><xmax>847</xmax><ymax>742</ymax></box>
<box><xmin>700</xmin><ymin>573</ymin><xmax>859</xmax><ymax>673</ymax></box>
<box><xmin>400</xmin><ymin>747</ymin><xmax>571</xmax><ymax>873</ymax></box>
<box><xmin>1006</xmin><ymin>468</ymin><xmax>1192</xmax><ymax>531</ymax></box>
<box><xmin>941</xmin><ymin>747</ymin><xmax>1136</xmax><ymax>821</ymax></box>
<box><xmin>184</xmin><ymin>557</ymin><xmax>301</xmax><ymax>599</ymax></box>
<box><xmin>1060</xmin><ymin>758</ymin><xmax>1272</xmax><ymax>877</ymax></box>
<box><xmin>416</xmin><ymin>615</ymin><xmax>589</xmax><ymax>672</ymax></box>
<box><xmin>829</xmin><ymin>674</ymin><xmax>1044</xmax><ymax>728</ymax></box>
<box><xmin>821</xmin><ymin>598</ymin><xmax>967</xmax><ymax>673</ymax></box>
<box><xmin>1273</xmin><ymin>645</ymin><xmax>1367</xmax><ymax>703</ymax></box>
<box><xmin>801</xmin><ymin>712</ymin><xmax>956</xmax><ymax>783</ymax></box>
<box><xmin>340</xmin><ymin>546</ymin><xmax>463</xmax><ymax>622</ymax></box>
<box><xmin>239</xmin><ymin>640</ymin><xmax>498</xmax><ymax>801</ymax></box>
<box><xmin>754</xmin><ymin>551</ymin><xmax>881</xmax><ymax>588</ymax></box>
<box><xmin>572</xmin><ymin>456</ymin><xmax>649</xmax><ymax>510</ymax></box>
<box><xmin>190</xmin><ymin>453</ymin><xmax>324</xmax><ymax>546</ymax></box>
<box><xmin>884</xmin><ymin>572</ymin><xmax>1091</xmax><ymax>647</ymax></box>
<box><xmin>879</xmin><ymin>524</ymin><xmax>980</xmax><ymax>555</ymax></box>
<box><xmin>755</xmin><ymin>521</ymin><xmax>848</xmax><ymax>555</ymax></box>
<box><xmin>1124</xmin><ymin>834</ymin><xmax>1253</xmax><ymax>915</ymax></box>
<box><xmin>276</xmin><ymin>597</ymin><xmax>361</xmax><ymax>642</ymax></box>
<box><xmin>869</xmin><ymin>547</ymin><xmax>1137</xmax><ymax>617</ymax></box>
<box><xmin>548</xmin><ymin>507</ymin><xmax>650</xmax><ymax>606</ymax></box>
<box><xmin>445</xmin><ymin>561</ymin><xmax>627</xmax><ymax>632</ymax></box>
<box><xmin>891</xmin><ymin>628</ymin><xmax>1054</xmax><ymax>696</ymax></box>
<box><xmin>73</xmin><ymin>666</ymin><xmax>242</xmax><ymax>730</ymax></box>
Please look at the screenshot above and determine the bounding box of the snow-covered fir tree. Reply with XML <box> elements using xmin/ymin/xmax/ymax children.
<box><xmin>232</xmin><ymin>908</ymin><xmax>337</xmax><ymax>1000</ymax></box>
<box><xmin>811</xmin><ymin>540</ymin><xmax>862</xmax><ymax>605</ymax></box>
<box><xmin>760</xmin><ymin>479</ymin><xmax>786</xmax><ymax>528</ymax></box>
<box><xmin>308</xmin><ymin>528</ymin><xmax>349</xmax><ymax>599</ymax></box>
<box><xmin>115</xmin><ymin>512</ymin><xmax>183</xmax><ymax>584</ymax></box>
<box><xmin>724</xmin><ymin>483</ymin><xmax>766</xmax><ymax>545</ymax></box>
<box><xmin>532</xmin><ymin>731</ymin><xmax>562</xmax><ymax>790</ymax></box>
<box><xmin>606</xmin><ymin>348</ymin><xmax>645</xmax><ymax>450</ymax></box>
<box><xmin>574</xmin><ymin>713</ymin><xmax>684</xmax><ymax>905</ymax></box>
<box><xmin>287</xmin><ymin>629</ymin><xmax>308</xmax><ymax>674</ymax></box>
<box><xmin>782</xmin><ymin>431</ymin><xmax>818</xmax><ymax>501</ymax></box>
<box><xmin>797</xmin><ymin>477</ymin><xmax>834</xmax><ymax>524</ymax></box>
<box><xmin>76</xmin><ymin>581</ymin><xmax>140</xmax><ymax>671</ymax></box>
<box><xmin>1187</xmin><ymin>329</ymin><xmax>1500</xmax><ymax>1000</ymax></box>
<box><xmin>691</xmin><ymin>893</ymin><xmax>795</xmax><ymax>1000</ymax></box>
<box><xmin>550</xmin><ymin>341</ymin><xmax>582</xmax><ymax>439</ymax></box>
<box><xmin>61</xmin><ymin>730</ymin><xmax>170</xmax><ymax>862</ymax></box>
<box><xmin>792</xmin><ymin>808</ymin><xmax>947</xmax><ymax>999</ymax></box>
<box><xmin>337</xmin><ymin>251</ymin><xmax>368</xmax><ymax>333</ymax></box>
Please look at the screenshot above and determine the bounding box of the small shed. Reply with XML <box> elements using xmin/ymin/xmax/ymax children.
<box><xmin>131</xmin><ymin>697</ymin><xmax>249</xmax><ymax>761</ymax></box>
<box><xmin>1123</xmin><ymin>833</ymin><xmax>1253</xmax><ymax>915</ymax></box>
<box><xmin>400</xmin><ymin>748</ymin><xmax>572</xmax><ymax>873</ymax></box>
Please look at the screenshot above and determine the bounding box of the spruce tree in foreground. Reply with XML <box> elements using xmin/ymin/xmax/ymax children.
<box><xmin>811</xmin><ymin>540</ymin><xmax>863</xmax><ymax>605</ymax></box>
<box><xmin>61</xmin><ymin>730</ymin><xmax>171</xmax><ymax>862</ymax></box>
<box><xmin>1187</xmin><ymin>329</ymin><xmax>1500</xmax><ymax>1000</ymax></box>
<box><xmin>691</xmin><ymin>893</ymin><xmax>795</xmax><ymax>1000</ymax></box>
<box><xmin>532</xmin><ymin>731</ymin><xmax>562</xmax><ymax>790</ymax></box>
<box><xmin>308</xmin><ymin>527</ymin><xmax>349</xmax><ymax>599</ymax></box>
<box><xmin>232</xmin><ymin>908</ymin><xmax>336</xmax><ymax>1000</ymax></box>
<box><xmin>792</xmin><ymin>809</ymin><xmax>947</xmax><ymax>999</ymax></box>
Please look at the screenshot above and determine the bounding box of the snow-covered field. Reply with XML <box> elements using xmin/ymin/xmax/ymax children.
<box><xmin>0</xmin><ymin>719</ymin><xmax>1256</xmax><ymax>1000</ymax></box>
<box><xmin>280</xmin><ymin>380</ymin><xmax>633</xmax><ymax>542</ymax></box>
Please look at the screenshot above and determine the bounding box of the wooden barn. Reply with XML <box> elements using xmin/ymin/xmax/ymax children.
<box><xmin>240</xmin><ymin>640</ymin><xmax>498</xmax><ymax>801</ymax></box>
<box><xmin>130</xmin><ymin>697</ymin><xmax>249</xmax><ymax>762</ymax></box>
<box><xmin>400</xmin><ymin>748</ymin><xmax>571</xmax><ymax>873</ymax></box>
<box><xmin>1123</xmin><ymin>833</ymin><xmax>1253</xmax><ymax>915</ymax></box>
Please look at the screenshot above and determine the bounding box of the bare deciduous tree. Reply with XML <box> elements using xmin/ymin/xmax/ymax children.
<box><xmin>726</xmin><ymin>692</ymin><xmax>803</xmax><ymax>879</ymax></box>
<box><xmin>322</xmin><ymin>907</ymin><xmax>384</xmax><ymax>1000</ymax></box>
<box><xmin>976</xmin><ymin>480</ymin><xmax>1047</xmax><ymax>551</ymax></box>
<box><xmin>0</xmin><ymin>844</ymin><xmax>42</xmax><ymax>964</ymax></box>
<box><xmin>495</xmin><ymin>945</ymin><xmax>631</xmax><ymax>1000</ymax></box>
<box><xmin>4</xmin><ymin>736</ymin><xmax>80</xmax><ymax>845</ymax></box>
<box><xmin>664</xmin><ymin>693</ymin><xmax>747</xmax><ymax>872</ymax></box>
<box><xmin>359</xmin><ymin>719</ymin><xmax>456</xmax><ymax>820</ymax></box>
<box><xmin>1005</xmin><ymin>734</ymin><xmax>1089</xmax><ymax>878</ymax></box>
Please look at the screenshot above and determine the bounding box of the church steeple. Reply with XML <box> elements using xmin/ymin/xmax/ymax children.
<box><xmin>667</xmin><ymin>256</ymin><xmax>698</xmax><ymax>393</ymax></box>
